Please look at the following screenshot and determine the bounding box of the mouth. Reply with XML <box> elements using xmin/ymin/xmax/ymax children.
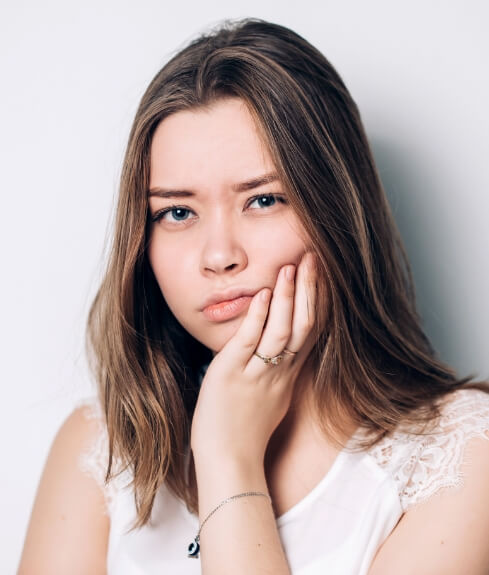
<box><xmin>202</xmin><ymin>295</ymin><xmax>254</xmax><ymax>322</ymax></box>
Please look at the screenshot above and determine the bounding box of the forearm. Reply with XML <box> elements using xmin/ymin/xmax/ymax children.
<box><xmin>193</xmin><ymin>457</ymin><xmax>291</xmax><ymax>575</ymax></box>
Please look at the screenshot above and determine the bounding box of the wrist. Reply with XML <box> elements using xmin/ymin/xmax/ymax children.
<box><xmin>194</xmin><ymin>455</ymin><xmax>265</xmax><ymax>482</ymax></box>
<box><xmin>192</xmin><ymin>450</ymin><xmax>265</xmax><ymax>474</ymax></box>
<box><xmin>187</xmin><ymin>489</ymin><xmax>273</xmax><ymax>559</ymax></box>
<box><xmin>193</xmin><ymin>457</ymin><xmax>268</xmax><ymax>512</ymax></box>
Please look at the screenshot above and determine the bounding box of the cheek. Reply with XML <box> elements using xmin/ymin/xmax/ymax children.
<box><xmin>273</xmin><ymin>219</ymin><xmax>310</xmax><ymax>263</ymax></box>
<box><xmin>287</xmin><ymin>215</ymin><xmax>311</xmax><ymax>249</ymax></box>
<box><xmin>147</xmin><ymin>241</ymin><xmax>187</xmax><ymax>306</ymax></box>
<box><xmin>250</xmin><ymin>215</ymin><xmax>308</xmax><ymax>250</ymax></box>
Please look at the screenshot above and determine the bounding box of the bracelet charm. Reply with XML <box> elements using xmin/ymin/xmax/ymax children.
<box><xmin>187</xmin><ymin>536</ymin><xmax>200</xmax><ymax>558</ymax></box>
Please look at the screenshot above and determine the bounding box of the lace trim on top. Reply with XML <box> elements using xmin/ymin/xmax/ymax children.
<box><xmin>76</xmin><ymin>397</ymin><xmax>129</xmax><ymax>517</ymax></box>
<box><xmin>77</xmin><ymin>387</ymin><xmax>489</xmax><ymax>517</ymax></box>
<box><xmin>367</xmin><ymin>388</ymin><xmax>489</xmax><ymax>511</ymax></box>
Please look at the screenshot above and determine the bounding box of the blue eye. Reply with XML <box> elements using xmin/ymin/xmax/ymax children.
<box><xmin>150</xmin><ymin>193</ymin><xmax>287</xmax><ymax>226</ymax></box>
<box><xmin>166</xmin><ymin>207</ymin><xmax>191</xmax><ymax>221</ymax></box>
<box><xmin>248</xmin><ymin>194</ymin><xmax>279</xmax><ymax>209</ymax></box>
<box><xmin>246</xmin><ymin>193</ymin><xmax>289</xmax><ymax>211</ymax></box>
<box><xmin>151</xmin><ymin>207</ymin><xmax>195</xmax><ymax>224</ymax></box>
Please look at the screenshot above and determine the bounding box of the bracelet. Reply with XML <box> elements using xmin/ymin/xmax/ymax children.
<box><xmin>187</xmin><ymin>491</ymin><xmax>272</xmax><ymax>558</ymax></box>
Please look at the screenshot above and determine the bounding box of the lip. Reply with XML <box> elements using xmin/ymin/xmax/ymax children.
<box><xmin>201</xmin><ymin>287</ymin><xmax>260</xmax><ymax>311</ymax></box>
<box><xmin>202</xmin><ymin>295</ymin><xmax>254</xmax><ymax>322</ymax></box>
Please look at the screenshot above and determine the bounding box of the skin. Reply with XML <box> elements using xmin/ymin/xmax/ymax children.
<box><xmin>147</xmin><ymin>97</ymin><xmax>321</xmax><ymax>464</ymax></box>
<box><xmin>17</xmin><ymin>92</ymin><xmax>489</xmax><ymax>575</ymax></box>
<box><xmin>148</xmin><ymin>97</ymin><xmax>314</xmax><ymax>353</ymax></box>
<box><xmin>144</xmin><ymin>98</ymin><xmax>489</xmax><ymax>573</ymax></box>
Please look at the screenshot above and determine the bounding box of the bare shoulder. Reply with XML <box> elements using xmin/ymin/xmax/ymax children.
<box><xmin>17</xmin><ymin>404</ymin><xmax>110</xmax><ymax>575</ymax></box>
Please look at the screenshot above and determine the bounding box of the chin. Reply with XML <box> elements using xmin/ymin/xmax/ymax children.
<box><xmin>197</xmin><ymin>321</ymin><xmax>241</xmax><ymax>355</ymax></box>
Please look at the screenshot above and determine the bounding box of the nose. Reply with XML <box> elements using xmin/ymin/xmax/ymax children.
<box><xmin>199</xmin><ymin>217</ymin><xmax>248</xmax><ymax>277</ymax></box>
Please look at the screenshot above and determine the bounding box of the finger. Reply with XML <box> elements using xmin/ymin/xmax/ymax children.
<box><xmin>285</xmin><ymin>252</ymin><xmax>317</xmax><ymax>354</ymax></box>
<box><xmin>222</xmin><ymin>287</ymin><xmax>272</xmax><ymax>367</ymax></box>
<box><xmin>248</xmin><ymin>264</ymin><xmax>296</xmax><ymax>374</ymax></box>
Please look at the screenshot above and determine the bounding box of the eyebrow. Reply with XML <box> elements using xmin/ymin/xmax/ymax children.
<box><xmin>148</xmin><ymin>172</ymin><xmax>280</xmax><ymax>199</ymax></box>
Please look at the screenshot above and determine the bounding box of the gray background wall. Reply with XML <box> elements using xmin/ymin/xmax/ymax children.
<box><xmin>2</xmin><ymin>1</ymin><xmax>487</xmax><ymax>572</ymax></box>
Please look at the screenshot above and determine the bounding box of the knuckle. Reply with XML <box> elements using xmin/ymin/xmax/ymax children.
<box><xmin>275</xmin><ymin>330</ymin><xmax>290</xmax><ymax>344</ymax></box>
<box><xmin>305</xmin><ymin>311</ymin><xmax>315</xmax><ymax>327</ymax></box>
<box><xmin>297</xmin><ymin>322</ymin><xmax>311</xmax><ymax>339</ymax></box>
<box><xmin>240</xmin><ymin>337</ymin><xmax>257</xmax><ymax>351</ymax></box>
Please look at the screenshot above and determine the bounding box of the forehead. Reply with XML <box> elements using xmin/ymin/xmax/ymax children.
<box><xmin>149</xmin><ymin>98</ymin><xmax>276</xmax><ymax>189</ymax></box>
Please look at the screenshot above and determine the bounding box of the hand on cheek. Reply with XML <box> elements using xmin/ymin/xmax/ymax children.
<box><xmin>190</xmin><ymin>252</ymin><xmax>318</xmax><ymax>466</ymax></box>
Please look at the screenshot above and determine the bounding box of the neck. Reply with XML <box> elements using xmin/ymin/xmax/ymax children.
<box><xmin>265</xmin><ymin>352</ymin><xmax>317</xmax><ymax>459</ymax></box>
<box><xmin>264</xmin><ymin>349</ymin><xmax>357</xmax><ymax>469</ymax></box>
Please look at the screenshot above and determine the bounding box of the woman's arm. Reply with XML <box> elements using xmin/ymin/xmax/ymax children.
<box><xmin>369</xmin><ymin>435</ymin><xmax>489</xmax><ymax>574</ymax></box>
<box><xmin>190</xmin><ymin>255</ymin><xmax>316</xmax><ymax>574</ymax></box>
<box><xmin>194</xmin><ymin>455</ymin><xmax>290</xmax><ymax>575</ymax></box>
<box><xmin>17</xmin><ymin>406</ymin><xmax>110</xmax><ymax>575</ymax></box>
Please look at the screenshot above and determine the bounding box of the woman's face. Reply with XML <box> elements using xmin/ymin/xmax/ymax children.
<box><xmin>147</xmin><ymin>97</ymin><xmax>311</xmax><ymax>353</ymax></box>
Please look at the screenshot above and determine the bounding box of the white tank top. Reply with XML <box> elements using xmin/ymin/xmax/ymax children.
<box><xmin>77</xmin><ymin>387</ymin><xmax>489</xmax><ymax>574</ymax></box>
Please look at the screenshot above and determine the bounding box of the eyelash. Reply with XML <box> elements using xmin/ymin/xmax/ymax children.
<box><xmin>150</xmin><ymin>193</ymin><xmax>288</xmax><ymax>225</ymax></box>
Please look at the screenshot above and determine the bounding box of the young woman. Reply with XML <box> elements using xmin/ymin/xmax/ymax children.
<box><xmin>18</xmin><ymin>18</ymin><xmax>489</xmax><ymax>575</ymax></box>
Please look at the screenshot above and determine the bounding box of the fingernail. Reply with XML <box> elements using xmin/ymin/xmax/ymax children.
<box><xmin>260</xmin><ymin>288</ymin><xmax>271</xmax><ymax>302</ymax></box>
<box><xmin>285</xmin><ymin>265</ymin><xmax>296</xmax><ymax>282</ymax></box>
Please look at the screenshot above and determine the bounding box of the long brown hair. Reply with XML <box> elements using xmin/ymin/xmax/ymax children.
<box><xmin>86</xmin><ymin>17</ymin><xmax>488</xmax><ymax>530</ymax></box>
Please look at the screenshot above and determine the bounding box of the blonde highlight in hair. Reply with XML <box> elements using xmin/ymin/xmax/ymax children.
<box><xmin>86</xmin><ymin>18</ymin><xmax>488</xmax><ymax>530</ymax></box>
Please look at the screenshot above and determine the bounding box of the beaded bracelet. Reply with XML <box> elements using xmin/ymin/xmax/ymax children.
<box><xmin>187</xmin><ymin>491</ymin><xmax>272</xmax><ymax>558</ymax></box>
